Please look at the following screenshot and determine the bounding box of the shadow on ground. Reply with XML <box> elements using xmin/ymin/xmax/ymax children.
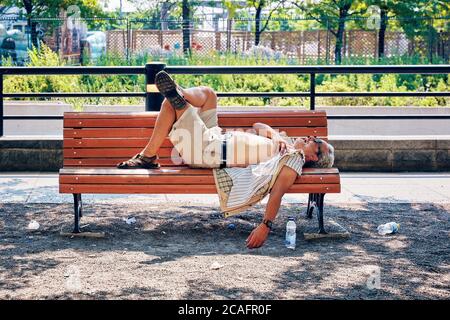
<box><xmin>0</xmin><ymin>198</ymin><xmax>449</xmax><ymax>299</ymax></box>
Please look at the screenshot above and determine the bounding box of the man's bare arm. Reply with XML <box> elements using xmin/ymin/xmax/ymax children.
<box><xmin>246</xmin><ymin>166</ymin><xmax>298</xmax><ymax>249</ymax></box>
<box><xmin>252</xmin><ymin>122</ymin><xmax>291</xmax><ymax>154</ymax></box>
<box><xmin>252</xmin><ymin>122</ymin><xmax>283</xmax><ymax>140</ymax></box>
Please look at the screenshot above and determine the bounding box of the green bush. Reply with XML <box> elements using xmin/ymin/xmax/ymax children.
<box><xmin>3</xmin><ymin>46</ymin><xmax>449</xmax><ymax>108</ymax></box>
<box><xmin>4</xmin><ymin>44</ymin><xmax>81</xmax><ymax>95</ymax></box>
<box><xmin>4</xmin><ymin>44</ymin><xmax>146</xmax><ymax>108</ymax></box>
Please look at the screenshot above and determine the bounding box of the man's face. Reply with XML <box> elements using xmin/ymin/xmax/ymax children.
<box><xmin>294</xmin><ymin>136</ymin><xmax>328</xmax><ymax>163</ymax></box>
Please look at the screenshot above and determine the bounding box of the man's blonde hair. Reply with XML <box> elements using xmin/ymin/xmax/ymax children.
<box><xmin>304</xmin><ymin>140</ymin><xmax>335</xmax><ymax>168</ymax></box>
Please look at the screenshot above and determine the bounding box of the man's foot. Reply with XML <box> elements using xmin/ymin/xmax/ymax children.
<box><xmin>117</xmin><ymin>153</ymin><xmax>160</xmax><ymax>169</ymax></box>
<box><xmin>155</xmin><ymin>71</ymin><xmax>187</xmax><ymax>110</ymax></box>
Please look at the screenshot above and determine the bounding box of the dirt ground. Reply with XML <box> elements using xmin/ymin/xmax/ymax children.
<box><xmin>0</xmin><ymin>201</ymin><xmax>449</xmax><ymax>300</ymax></box>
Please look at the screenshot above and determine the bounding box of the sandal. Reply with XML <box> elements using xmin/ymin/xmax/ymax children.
<box><xmin>155</xmin><ymin>71</ymin><xmax>187</xmax><ymax>110</ymax></box>
<box><xmin>117</xmin><ymin>153</ymin><xmax>160</xmax><ymax>169</ymax></box>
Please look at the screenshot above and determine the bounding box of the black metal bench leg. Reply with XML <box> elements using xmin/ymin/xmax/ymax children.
<box><xmin>306</xmin><ymin>193</ymin><xmax>315</xmax><ymax>219</ymax></box>
<box><xmin>78</xmin><ymin>193</ymin><xmax>83</xmax><ymax>218</ymax></box>
<box><xmin>317</xmin><ymin>193</ymin><xmax>327</xmax><ymax>234</ymax></box>
<box><xmin>73</xmin><ymin>193</ymin><xmax>82</xmax><ymax>233</ymax></box>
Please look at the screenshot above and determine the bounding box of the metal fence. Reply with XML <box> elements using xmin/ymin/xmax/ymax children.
<box><xmin>1</xmin><ymin>17</ymin><xmax>449</xmax><ymax>65</ymax></box>
<box><xmin>1</xmin><ymin>63</ymin><xmax>450</xmax><ymax>137</ymax></box>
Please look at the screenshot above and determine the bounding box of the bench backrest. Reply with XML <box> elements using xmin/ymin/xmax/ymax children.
<box><xmin>63</xmin><ymin>110</ymin><xmax>328</xmax><ymax>168</ymax></box>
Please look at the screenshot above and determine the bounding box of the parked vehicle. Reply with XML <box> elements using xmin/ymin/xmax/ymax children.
<box><xmin>82</xmin><ymin>31</ymin><xmax>106</xmax><ymax>62</ymax></box>
<box><xmin>0</xmin><ymin>21</ymin><xmax>42</xmax><ymax>64</ymax></box>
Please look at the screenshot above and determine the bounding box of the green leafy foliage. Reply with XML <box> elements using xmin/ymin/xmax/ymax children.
<box><xmin>3</xmin><ymin>45</ymin><xmax>449</xmax><ymax>108</ymax></box>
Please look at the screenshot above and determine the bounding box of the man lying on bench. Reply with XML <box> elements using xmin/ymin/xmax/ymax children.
<box><xmin>117</xmin><ymin>71</ymin><xmax>335</xmax><ymax>249</ymax></box>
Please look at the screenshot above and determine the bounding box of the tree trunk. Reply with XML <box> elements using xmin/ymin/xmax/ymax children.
<box><xmin>254</xmin><ymin>3</ymin><xmax>263</xmax><ymax>46</ymax></box>
<box><xmin>160</xmin><ymin>1</ymin><xmax>170</xmax><ymax>31</ymax></box>
<box><xmin>334</xmin><ymin>7</ymin><xmax>349</xmax><ymax>64</ymax></box>
<box><xmin>377</xmin><ymin>8</ymin><xmax>388</xmax><ymax>59</ymax></box>
<box><xmin>226</xmin><ymin>18</ymin><xmax>232</xmax><ymax>51</ymax></box>
<box><xmin>182</xmin><ymin>0</ymin><xmax>191</xmax><ymax>54</ymax></box>
<box><xmin>23</xmin><ymin>0</ymin><xmax>39</xmax><ymax>49</ymax></box>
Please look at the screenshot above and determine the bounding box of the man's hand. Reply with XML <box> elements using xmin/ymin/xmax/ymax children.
<box><xmin>271</xmin><ymin>132</ymin><xmax>287</xmax><ymax>154</ymax></box>
<box><xmin>274</xmin><ymin>137</ymin><xmax>295</xmax><ymax>155</ymax></box>
<box><xmin>278</xmin><ymin>139</ymin><xmax>287</xmax><ymax>154</ymax></box>
<box><xmin>246</xmin><ymin>223</ymin><xmax>270</xmax><ymax>249</ymax></box>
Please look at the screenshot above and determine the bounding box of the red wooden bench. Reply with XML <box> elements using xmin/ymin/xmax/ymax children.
<box><xmin>59</xmin><ymin>110</ymin><xmax>341</xmax><ymax>234</ymax></box>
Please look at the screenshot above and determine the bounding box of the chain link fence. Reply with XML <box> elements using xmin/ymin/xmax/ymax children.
<box><xmin>1</xmin><ymin>16</ymin><xmax>448</xmax><ymax>65</ymax></box>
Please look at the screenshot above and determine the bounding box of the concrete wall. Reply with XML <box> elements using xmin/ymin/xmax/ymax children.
<box><xmin>1</xmin><ymin>137</ymin><xmax>449</xmax><ymax>172</ymax></box>
<box><xmin>332</xmin><ymin>137</ymin><xmax>450</xmax><ymax>172</ymax></box>
<box><xmin>0</xmin><ymin>138</ymin><xmax>63</xmax><ymax>171</ymax></box>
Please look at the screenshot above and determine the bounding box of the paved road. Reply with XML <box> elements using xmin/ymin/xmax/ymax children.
<box><xmin>3</xmin><ymin>103</ymin><xmax>450</xmax><ymax>136</ymax></box>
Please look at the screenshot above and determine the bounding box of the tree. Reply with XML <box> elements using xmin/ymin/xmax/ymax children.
<box><xmin>142</xmin><ymin>0</ymin><xmax>194</xmax><ymax>54</ymax></box>
<box><xmin>182</xmin><ymin>0</ymin><xmax>191</xmax><ymax>54</ymax></box>
<box><xmin>363</xmin><ymin>1</ymin><xmax>388</xmax><ymax>58</ymax></box>
<box><xmin>5</xmin><ymin>0</ymin><xmax>104</xmax><ymax>48</ymax></box>
<box><xmin>291</xmin><ymin>0</ymin><xmax>359</xmax><ymax>64</ymax></box>
<box><xmin>249</xmin><ymin>0</ymin><xmax>285</xmax><ymax>46</ymax></box>
<box><xmin>223</xmin><ymin>0</ymin><xmax>246</xmax><ymax>50</ymax></box>
<box><xmin>367</xmin><ymin>0</ymin><xmax>449</xmax><ymax>59</ymax></box>
<box><xmin>127</xmin><ymin>0</ymin><xmax>178</xmax><ymax>30</ymax></box>
<box><xmin>160</xmin><ymin>1</ymin><xmax>177</xmax><ymax>30</ymax></box>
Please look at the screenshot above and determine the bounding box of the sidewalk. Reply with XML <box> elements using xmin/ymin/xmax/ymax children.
<box><xmin>1</xmin><ymin>172</ymin><xmax>450</xmax><ymax>204</ymax></box>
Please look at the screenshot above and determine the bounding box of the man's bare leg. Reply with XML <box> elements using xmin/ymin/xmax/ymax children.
<box><xmin>181</xmin><ymin>86</ymin><xmax>217</xmax><ymax>111</ymax></box>
<box><xmin>117</xmin><ymin>82</ymin><xmax>217</xmax><ymax>168</ymax></box>
<box><xmin>140</xmin><ymin>86</ymin><xmax>217</xmax><ymax>157</ymax></box>
<box><xmin>139</xmin><ymin>98</ymin><xmax>176</xmax><ymax>157</ymax></box>
<box><xmin>117</xmin><ymin>98</ymin><xmax>178</xmax><ymax>168</ymax></box>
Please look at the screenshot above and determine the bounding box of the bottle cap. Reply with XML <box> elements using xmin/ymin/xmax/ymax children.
<box><xmin>288</xmin><ymin>216</ymin><xmax>295</xmax><ymax>221</ymax></box>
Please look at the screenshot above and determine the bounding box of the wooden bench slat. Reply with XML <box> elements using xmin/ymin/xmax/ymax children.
<box><xmin>63</xmin><ymin>111</ymin><xmax>328</xmax><ymax>119</ymax></box>
<box><xmin>59</xmin><ymin>174</ymin><xmax>340</xmax><ymax>185</ymax></box>
<box><xmin>64</xmin><ymin>138</ymin><xmax>173</xmax><ymax>148</ymax></box>
<box><xmin>66</xmin><ymin>155</ymin><xmax>347</xmax><ymax>167</ymax></box>
<box><xmin>63</xmin><ymin>148</ymin><xmax>174</xmax><ymax>158</ymax></box>
<box><xmin>64</xmin><ymin>158</ymin><xmax>183</xmax><ymax>167</ymax></box>
<box><xmin>63</xmin><ymin>127</ymin><xmax>328</xmax><ymax>138</ymax></box>
<box><xmin>60</xmin><ymin>175</ymin><xmax>216</xmax><ymax>185</ymax></box>
<box><xmin>60</xmin><ymin>167</ymin><xmax>340</xmax><ymax>175</ymax></box>
<box><xmin>64</xmin><ymin>117</ymin><xmax>327</xmax><ymax>128</ymax></box>
<box><xmin>60</xmin><ymin>167</ymin><xmax>215</xmax><ymax>175</ymax></box>
<box><xmin>66</xmin><ymin>144</ymin><xmax>343</xmax><ymax>159</ymax></box>
<box><xmin>63</xmin><ymin>137</ymin><xmax>328</xmax><ymax>149</ymax></box>
<box><xmin>60</xmin><ymin>183</ymin><xmax>341</xmax><ymax>194</ymax></box>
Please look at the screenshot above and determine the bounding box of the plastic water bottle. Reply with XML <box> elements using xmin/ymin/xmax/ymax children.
<box><xmin>377</xmin><ymin>222</ymin><xmax>400</xmax><ymax>235</ymax></box>
<box><xmin>285</xmin><ymin>217</ymin><xmax>296</xmax><ymax>250</ymax></box>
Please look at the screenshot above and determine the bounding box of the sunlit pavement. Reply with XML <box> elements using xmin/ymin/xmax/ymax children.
<box><xmin>1</xmin><ymin>172</ymin><xmax>449</xmax><ymax>205</ymax></box>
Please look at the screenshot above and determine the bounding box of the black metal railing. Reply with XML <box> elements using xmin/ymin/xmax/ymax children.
<box><xmin>0</xmin><ymin>63</ymin><xmax>449</xmax><ymax>136</ymax></box>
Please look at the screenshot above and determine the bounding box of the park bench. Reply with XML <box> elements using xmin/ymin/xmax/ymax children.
<box><xmin>59</xmin><ymin>110</ymin><xmax>341</xmax><ymax>235</ymax></box>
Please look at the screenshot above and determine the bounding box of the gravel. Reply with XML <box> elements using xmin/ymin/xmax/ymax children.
<box><xmin>0</xmin><ymin>201</ymin><xmax>449</xmax><ymax>299</ymax></box>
